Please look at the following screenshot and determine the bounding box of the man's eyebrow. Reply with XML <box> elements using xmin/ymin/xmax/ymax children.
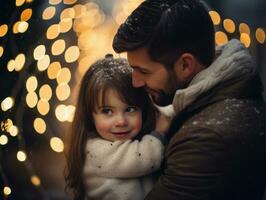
<box><xmin>131</xmin><ymin>65</ymin><xmax>141</xmax><ymax>70</ymax></box>
<box><xmin>131</xmin><ymin>66</ymin><xmax>150</xmax><ymax>72</ymax></box>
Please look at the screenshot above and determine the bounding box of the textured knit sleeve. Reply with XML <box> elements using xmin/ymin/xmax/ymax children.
<box><xmin>83</xmin><ymin>135</ymin><xmax>164</xmax><ymax>178</ymax></box>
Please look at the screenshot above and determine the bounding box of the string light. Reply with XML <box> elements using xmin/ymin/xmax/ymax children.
<box><xmin>223</xmin><ymin>18</ymin><xmax>235</xmax><ymax>33</ymax></box>
<box><xmin>51</xmin><ymin>39</ymin><xmax>66</xmax><ymax>55</ymax></box>
<box><xmin>47</xmin><ymin>61</ymin><xmax>61</xmax><ymax>79</ymax></box>
<box><xmin>16</xmin><ymin>0</ymin><xmax>25</xmax><ymax>7</ymax></box>
<box><xmin>31</xmin><ymin>175</ymin><xmax>41</xmax><ymax>186</ymax></box>
<box><xmin>8</xmin><ymin>125</ymin><xmax>19</xmax><ymax>137</ymax></box>
<box><xmin>0</xmin><ymin>135</ymin><xmax>8</xmax><ymax>145</ymax></box>
<box><xmin>33</xmin><ymin>118</ymin><xmax>46</xmax><ymax>134</ymax></box>
<box><xmin>64</xmin><ymin>45</ymin><xmax>80</xmax><ymax>63</ymax></box>
<box><xmin>18</xmin><ymin>21</ymin><xmax>29</xmax><ymax>33</ymax></box>
<box><xmin>256</xmin><ymin>28</ymin><xmax>265</xmax><ymax>44</ymax></box>
<box><xmin>50</xmin><ymin>137</ymin><xmax>64</xmax><ymax>152</ymax></box>
<box><xmin>240</xmin><ymin>33</ymin><xmax>251</xmax><ymax>48</ymax></box>
<box><xmin>21</xmin><ymin>8</ymin><xmax>33</xmax><ymax>21</ymax></box>
<box><xmin>3</xmin><ymin>186</ymin><xmax>11</xmax><ymax>196</ymax></box>
<box><xmin>15</xmin><ymin>53</ymin><xmax>26</xmax><ymax>71</ymax></box>
<box><xmin>0</xmin><ymin>46</ymin><xmax>4</xmax><ymax>58</ymax></box>
<box><xmin>17</xmin><ymin>151</ymin><xmax>27</xmax><ymax>162</ymax></box>
<box><xmin>33</xmin><ymin>45</ymin><xmax>46</xmax><ymax>60</ymax></box>
<box><xmin>215</xmin><ymin>31</ymin><xmax>228</xmax><ymax>46</ymax></box>
<box><xmin>42</xmin><ymin>6</ymin><xmax>56</xmax><ymax>20</ymax></box>
<box><xmin>1</xmin><ymin>97</ymin><xmax>14</xmax><ymax>111</ymax></box>
<box><xmin>0</xmin><ymin>24</ymin><xmax>8</xmax><ymax>37</ymax></box>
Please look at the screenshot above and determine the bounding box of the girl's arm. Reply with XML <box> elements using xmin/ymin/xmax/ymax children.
<box><xmin>83</xmin><ymin>134</ymin><xmax>164</xmax><ymax>178</ymax></box>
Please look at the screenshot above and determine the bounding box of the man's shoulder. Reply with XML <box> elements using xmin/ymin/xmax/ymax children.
<box><xmin>168</xmin><ymin>98</ymin><xmax>266</xmax><ymax>150</ymax></box>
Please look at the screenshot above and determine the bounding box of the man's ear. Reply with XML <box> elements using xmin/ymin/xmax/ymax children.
<box><xmin>173</xmin><ymin>53</ymin><xmax>197</xmax><ymax>81</ymax></box>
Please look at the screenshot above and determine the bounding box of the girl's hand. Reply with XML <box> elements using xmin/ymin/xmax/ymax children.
<box><xmin>155</xmin><ymin>113</ymin><xmax>172</xmax><ymax>136</ymax></box>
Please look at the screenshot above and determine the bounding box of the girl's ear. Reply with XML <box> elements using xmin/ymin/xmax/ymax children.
<box><xmin>173</xmin><ymin>53</ymin><xmax>196</xmax><ymax>81</ymax></box>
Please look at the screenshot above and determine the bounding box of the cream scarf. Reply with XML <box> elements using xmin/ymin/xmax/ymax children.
<box><xmin>155</xmin><ymin>39</ymin><xmax>255</xmax><ymax>118</ymax></box>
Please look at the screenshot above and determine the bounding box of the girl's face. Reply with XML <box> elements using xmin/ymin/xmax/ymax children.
<box><xmin>92</xmin><ymin>89</ymin><xmax>142</xmax><ymax>142</ymax></box>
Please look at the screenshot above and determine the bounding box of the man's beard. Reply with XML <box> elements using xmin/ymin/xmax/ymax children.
<box><xmin>149</xmin><ymin>70</ymin><xmax>185</xmax><ymax>106</ymax></box>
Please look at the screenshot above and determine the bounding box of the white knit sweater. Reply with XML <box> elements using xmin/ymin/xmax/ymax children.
<box><xmin>83</xmin><ymin>134</ymin><xmax>164</xmax><ymax>200</ymax></box>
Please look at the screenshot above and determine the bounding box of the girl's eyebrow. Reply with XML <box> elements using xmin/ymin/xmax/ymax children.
<box><xmin>98</xmin><ymin>105</ymin><xmax>113</xmax><ymax>108</ymax></box>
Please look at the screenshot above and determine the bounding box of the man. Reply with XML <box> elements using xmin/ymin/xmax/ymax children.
<box><xmin>112</xmin><ymin>0</ymin><xmax>266</xmax><ymax>200</ymax></box>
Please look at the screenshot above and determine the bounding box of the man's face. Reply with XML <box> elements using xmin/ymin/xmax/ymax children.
<box><xmin>127</xmin><ymin>48</ymin><xmax>185</xmax><ymax>106</ymax></box>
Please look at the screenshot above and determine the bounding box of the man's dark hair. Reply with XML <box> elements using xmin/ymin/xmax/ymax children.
<box><xmin>113</xmin><ymin>0</ymin><xmax>215</xmax><ymax>68</ymax></box>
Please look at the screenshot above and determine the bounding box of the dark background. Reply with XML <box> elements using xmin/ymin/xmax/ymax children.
<box><xmin>0</xmin><ymin>0</ymin><xmax>265</xmax><ymax>200</ymax></box>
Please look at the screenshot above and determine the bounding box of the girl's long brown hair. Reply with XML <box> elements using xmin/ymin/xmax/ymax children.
<box><xmin>64</xmin><ymin>56</ymin><xmax>156</xmax><ymax>200</ymax></box>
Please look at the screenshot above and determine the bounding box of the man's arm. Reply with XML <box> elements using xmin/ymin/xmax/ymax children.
<box><xmin>145</xmin><ymin>128</ymin><xmax>225</xmax><ymax>200</ymax></box>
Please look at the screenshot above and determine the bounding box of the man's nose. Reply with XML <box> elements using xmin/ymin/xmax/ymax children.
<box><xmin>132</xmin><ymin>70</ymin><xmax>145</xmax><ymax>88</ymax></box>
<box><xmin>115</xmin><ymin>114</ymin><xmax>128</xmax><ymax>127</ymax></box>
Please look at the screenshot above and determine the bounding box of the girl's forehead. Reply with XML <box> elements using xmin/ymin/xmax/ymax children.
<box><xmin>97</xmin><ymin>88</ymin><xmax>127</xmax><ymax>107</ymax></box>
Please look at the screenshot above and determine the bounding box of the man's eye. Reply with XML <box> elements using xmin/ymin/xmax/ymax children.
<box><xmin>139</xmin><ymin>69</ymin><xmax>150</xmax><ymax>75</ymax></box>
<box><xmin>125</xmin><ymin>106</ymin><xmax>138</xmax><ymax>113</ymax></box>
<box><xmin>133</xmin><ymin>68</ymin><xmax>150</xmax><ymax>75</ymax></box>
<box><xmin>101</xmin><ymin>108</ymin><xmax>112</xmax><ymax>115</ymax></box>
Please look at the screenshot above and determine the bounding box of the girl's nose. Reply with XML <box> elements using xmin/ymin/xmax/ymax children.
<box><xmin>115</xmin><ymin>115</ymin><xmax>128</xmax><ymax>127</ymax></box>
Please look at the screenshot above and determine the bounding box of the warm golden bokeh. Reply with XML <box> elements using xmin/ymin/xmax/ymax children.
<box><xmin>33</xmin><ymin>118</ymin><xmax>46</xmax><ymax>134</ymax></box>
<box><xmin>16</xmin><ymin>0</ymin><xmax>25</xmax><ymax>7</ymax></box>
<box><xmin>0</xmin><ymin>135</ymin><xmax>8</xmax><ymax>145</ymax></box>
<box><xmin>56</xmin><ymin>68</ymin><xmax>71</xmax><ymax>84</ymax></box>
<box><xmin>0</xmin><ymin>46</ymin><xmax>4</xmax><ymax>58</ymax></box>
<box><xmin>42</xmin><ymin>6</ymin><xmax>56</xmax><ymax>20</ymax></box>
<box><xmin>50</xmin><ymin>137</ymin><xmax>64</xmax><ymax>152</ymax></box>
<box><xmin>223</xmin><ymin>18</ymin><xmax>235</xmax><ymax>33</ymax></box>
<box><xmin>209</xmin><ymin>11</ymin><xmax>221</xmax><ymax>26</ymax></box>
<box><xmin>37</xmin><ymin>99</ymin><xmax>50</xmax><ymax>116</ymax></box>
<box><xmin>256</xmin><ymin>28</ymin><xmax>265</xmax><ymax>44</ymax></box>
<box><xmin>3</xmin><ymin>186</ymin><xmax>11</xmax><ymax>196</ymax></box>
<box><xmin>0</xmin><ymin>24</ymin><xmax>8</xmax><ymax>37</ymax></box>
<box><xmin>15</xmin><ymin>53</ymin><xmax>26</xmax><ymax>71</ymax></box>
<box><xmin>215</xmin><ymin>31</ymin><xmax>229</xmax><ymax>46</ymax></box>
<box><xmin>26</xmin><ymin>76</ymin><xmax>38</xmax><ymax>92</ymax></box>
<box><xmin>17</xmin><ymin>151</ymin><xmax>27</xmax><ymax>162</ymax></box>
<box><xmin>51</xmin><ymin>39</ymin><xmax>66</xmax><ymax>55</ymax></box>
<box><xmin>21</xmin><ymin>8</ymin><xmax>32</xmax><ymax>21</ymax></box>
<box><xmin>64</xmin><ymin>0</ymin><xmax>78</xmax><ymax>5</ymax></box>
<box><xmin>60</xmin><ymin>7</ymin><xmax>75</xmax><ymax>20</ymax></box>
<box><xmin>31</xmin><ymin>175</ymin><xmax>41</xmax><ymax>186</ymax></box>
<box><xmin>8</xmin><ymin>125</ymin><xmax>18</xmax><ymax>137</ymax></box>
<box><xmin>59</xmin><ymin>18</ymin><xmax>73</xmax><ymax>33</ymax></box>
<box><xmin>56</xmin><ymin>83</ymin><xmax>71</xmax><ymax>101</ymax></box>
<box><xmin>46</xmin><ymin>24</ymin><xmax>60</xmax><ymax>39</ymax></box>
<box><xmin>64</xmin><ymin>46</ymin><xmax>80</xmax><ymax>63</ymax></box>
<box><xmin>33</xmin><ymin>45</ymin><xmax>46</xmax><ymax>60</ymax></box>
<box><xmin>47</xmin><ymin>62</ymin><xmax>61</xmax><ymax>79</ymax></box>
<box><xmin>37</xmin><ymin>55</ymin><xmax>50</xmax><ymax>71</ymax></box>
<box><xmin>49</xmin><ymin>0</ymin><xmax>62</xmax><ymax>5</ymax></box>
<box><xmin>240</xmin><ymin>33</ymin><xmax>251</xmax><ymax>48</ymax></box>
<box><xmin>1</xmin><ymin>97</ymin><xmax>14</xmax><ymax>111</ymax></box>
<box><xmin>39</xmin><ymin>84</ymin><xmax>52</xmax><ymax>101</ymax></box>
<box><xmin>26</xmin><ymin>92</ymin><xmax>38</xmax><ymax>108</ymax></box>
<box><xmin>18</xmin><ymin>21</ymin><xmax>29</xmax><ymax>33</ymax></box>
<box><xmin>239</xmin><ymin>23</ymin><xmax>250</xmax><ymax>35</ymax></box>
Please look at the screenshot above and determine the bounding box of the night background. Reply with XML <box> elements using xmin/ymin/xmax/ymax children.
<box><xmin>0</xmin><ymin>0</ymin><xmax>265</xmax><ymax>199</ymax></box>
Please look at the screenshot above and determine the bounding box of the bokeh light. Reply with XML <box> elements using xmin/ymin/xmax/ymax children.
<box><xmin>17</xmin><ymin>151</ymin><xmax>27</xmax><ymax>162</ymax></box>
<box><xmin>33</xmin><ymin>118</ymin><xmax>46</xmax><ymax>134</ymax></box>
<box><xmin>50</xmin><ymin>137</ymin><xmax>64</xmax><ymax>152</ymax></box>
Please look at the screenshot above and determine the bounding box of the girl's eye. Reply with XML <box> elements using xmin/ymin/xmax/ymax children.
<box><xmin>125</xmin><ymin>106</ymin><xmax>138</xmax><ymax>113</ymax></box>
<box><xmin>101</xmin><ymin>108</ymin><xmax>112</xmax><ymax>115</ymax></box>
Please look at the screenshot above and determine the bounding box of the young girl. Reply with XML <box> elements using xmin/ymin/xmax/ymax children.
<box><xmin>65</xmin><ymin>55</ymin><xmax>171</xmax><ymax>200</ymax></box>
